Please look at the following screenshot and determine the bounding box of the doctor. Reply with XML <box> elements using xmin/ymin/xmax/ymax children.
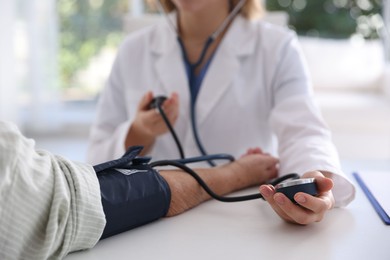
<box><xmin>87</xmin><ymin>0</ymin><xmax>355</xmax><ymax>224</ymax></box>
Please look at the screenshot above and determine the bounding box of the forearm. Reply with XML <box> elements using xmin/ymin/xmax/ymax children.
<box><xmin>159</xmin><ymin>161</ymin><xmax>264</xmax><ymax>217</ymax></box>
<box><xmin>97</xmin><ymin>148</ymin><xmax>278</xmax><ymax>237</ymax></box>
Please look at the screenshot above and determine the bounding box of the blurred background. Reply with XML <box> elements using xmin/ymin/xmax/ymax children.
<box><xmin>0</xmin><ymin>0</ymin><xmax>389</xmax><ymax>166</ymax></box>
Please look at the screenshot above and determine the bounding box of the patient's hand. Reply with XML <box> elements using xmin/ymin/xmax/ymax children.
<box><xmin>160</xmin><ymin>148</ymin><xmax>279</xmax><ymax>217</ymax></box>
<box><xmin>232</xmin><ymin>148</ymin><xmax>279</xmax><ymax>187</ymax></box>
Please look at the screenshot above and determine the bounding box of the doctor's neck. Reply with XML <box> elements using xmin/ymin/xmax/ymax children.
<box><xmin>177</xmin><ymin>3</ymin><xmax>230</xmax><ymax>44</ymax></box>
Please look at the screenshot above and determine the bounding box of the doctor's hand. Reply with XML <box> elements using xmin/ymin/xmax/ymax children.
<box><xmin>125</xmin><ymin>91</ymin><xmax>179</xmax><ymax>154</ymax></box>
<box><xmin>259</xmin><ymin>171</ymin><xmax>335</xmax><ymax>225</ymax></box>
<box><xmin>136</xmin><ymin>91</ymin><xmax>179</xmax><ymax>136</ymax></box>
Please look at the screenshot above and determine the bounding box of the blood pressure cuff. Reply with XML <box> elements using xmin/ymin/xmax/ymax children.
<box><xmin>94</xmin><ymin>146</ymin><xmax>171</xmax><ymax>239</ymax></box>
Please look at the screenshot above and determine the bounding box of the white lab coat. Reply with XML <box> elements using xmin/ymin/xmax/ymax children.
<box><xmin>88</xmin><ymin>14</ymin><xmax>355</xmax><ymax>207</ymax></box>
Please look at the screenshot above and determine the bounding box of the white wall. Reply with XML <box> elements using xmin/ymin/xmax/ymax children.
<box><xmin>300</xmin><ymin>37</ymin><xmax>385</xmax><ymax>91</ymax></box>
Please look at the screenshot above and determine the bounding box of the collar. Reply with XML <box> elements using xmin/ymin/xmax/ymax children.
<box><xmin>150</xmin><ymin>12</ymin><xmax>257</xmax><ymax>58</ymax></box>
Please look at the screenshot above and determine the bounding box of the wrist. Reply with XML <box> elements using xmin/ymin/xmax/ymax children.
<box><xmin>125</xmin><ymin>122</ymin><xmax>156</xmax><ymax>153</ymax></box>
<box><xmin>135</xmin><ymin>118</ymin><xmax>157</xmax><ymax>140</ymax></box>
<box><xmin>220</xmin><ymin>161</ymin><xmax>251</xmax><ymax>190</ymax></box>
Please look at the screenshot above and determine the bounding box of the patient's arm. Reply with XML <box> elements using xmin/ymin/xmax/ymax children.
<box><xmin>160</xmin><ymin>152</ymin><xmax>279</xmax><ymax>217</ymax></box>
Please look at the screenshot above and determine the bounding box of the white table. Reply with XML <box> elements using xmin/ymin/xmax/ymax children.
<box><xmin>66</xmin><ymin>161</ymin><xmax>390</xmax><ymax>260</ymax></box>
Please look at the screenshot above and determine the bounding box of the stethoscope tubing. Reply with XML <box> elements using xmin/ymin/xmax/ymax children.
<box><xmin>151</xmin><ymin>158</ymin><xmax>300</xmax><ymax>202</ymax></box>
<box><xmin>154</xmin><ymin>0</ymin><xmax>247</xmax><ymax>166</ymax></box>
<box><xmin>149</xmin><ymin>1</ymin><xmax>304</xmax><ymax>203</ymax></box>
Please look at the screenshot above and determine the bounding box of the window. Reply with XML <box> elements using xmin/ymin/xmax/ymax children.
<box><xmin>58</xmin><ymin>0</ymin><xmax>129</xmax><ymax>100</ymax></box>
<box><xmin>266</xmin><ymin>0</ymin><xmax>383</xmax><ymax>39</ymax></box>
<box><xmin>266</xmin><ymin>0</ymin><xmax>388</xmax><ymax>90</ymax></box>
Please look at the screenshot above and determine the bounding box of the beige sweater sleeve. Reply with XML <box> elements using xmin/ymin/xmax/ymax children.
<box><xmin>0</xmin><ymin>121</ymin><xmax>106</xmax><ymax>259</ymax></box>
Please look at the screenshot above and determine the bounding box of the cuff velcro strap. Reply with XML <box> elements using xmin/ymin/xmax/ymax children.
<box><xmin>95</xmin><ymin>146</ymin><xmax>171</xmax><ymax>239</ymax></box>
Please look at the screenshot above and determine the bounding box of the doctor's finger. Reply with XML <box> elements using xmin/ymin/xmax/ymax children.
<box><xmin>163</xmin><ymin>103</ymin><xmax>179</xmax><ymax>122</ymax></box>
<box><xmin>246</xmin><ymin>148</ymin><xmax>263</xmax><ymax>155</ymax></box>
<box><xmin>146</xmin><ymin>117</ymin><xmax>172</xmax><ymax>135</ymax></box>
<box><xmin>162</xmin><ymin>99</ymin><xmax>179</xmax><ymax>117</ymax></box>
<box><xmin>156</xmin><ymin>106</ymin><xmax>178</xmax><ymax>126</ymax></box>
<box><xmin>162</xmin><ymin>92</ymin><xmax>179</xmax><ymax>107</ymax></box>
<box><xmin>314</xmin><ymin>176</ymin><xmax>334</xmax><ymax>194</ymax></box>
<box><xmin>274</xmin><ymin>193</ymin><xmax>322</xmax><ymax>225</ymax></box>
<box><xmin>138</xmin><ymin>91</ymin><xmax>154</xmax><ymax>111</ymax></box>
<box><xmin>295</xmin><ymin>191</ymin><xmax>334</xmax><ymax>214</ymax></box>
<box><xmin>259</xmin><ymin>185</ymin><xmax>293</xmax><ymax>222</ymax></box>
<box><xmin>142</xmin><ymin>112</ymin><xmax>171</xmax><ymax>134</ymax></box>
<box><xmin>302</xmin><ymin>172</ymin><xmax>334</xmax><ymax>192</ymax></box>
<box><xmin>162</xmin><ymin>103</ymin><xmax>179</xmax><ymax>118</ymax></box>
<box><xmin>169</xmin><ymin>92</ymin><xmax>179</xmax><ymax>105</ymax></box>
<box><xmin>144</xmin><ymin>109</ymin><xmax>162</xmax><ymax>121</ymax></box>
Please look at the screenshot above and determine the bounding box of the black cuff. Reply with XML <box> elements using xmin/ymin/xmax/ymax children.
<box><xmin>95</xmin><ymin>147</ymin><xmax>171</xmax><ymax>239</ymax></box>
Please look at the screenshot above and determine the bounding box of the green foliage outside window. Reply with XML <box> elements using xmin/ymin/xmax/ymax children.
<box><xmin>58</xmin><ymin>0</ymin><xmax>127</xmax><ymax>91</ymax></box>
<box><xmin>58</xmin><ymin>0</ymin><xmax>385</xmax><ymax>95</ymax></box>
<box><xmin>266</xmin><ymin>0</ymin><xmax>383</xmax><ymax>39</ymax></box>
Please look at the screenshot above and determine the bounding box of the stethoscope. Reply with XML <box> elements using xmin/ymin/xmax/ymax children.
<box><xmin>147</xmin><ymin>1</ymin><xmax>318</xmax><ymax>203</ymax></box>
<box><xmin>155</xmin><ymin>0</ymin><xmax>247</xmax><ymax>166</ymax></box>
<box><xmin>149</xmin><ymin>95</ymin><xmax>317</xmax><ymax>203</ymax></box>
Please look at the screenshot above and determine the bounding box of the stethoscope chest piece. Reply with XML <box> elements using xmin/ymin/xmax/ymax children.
<box><xmin>275</xmin><ymin>178</ymin><xmax>318</xmax><ymax>203</ymax></box>
<box><xmin>148</xmin><ymin>96</ymin><xmax>167</xmax><ymax>110</ymax></box>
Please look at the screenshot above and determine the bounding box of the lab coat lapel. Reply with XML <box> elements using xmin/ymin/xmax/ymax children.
<box><xmin>196</xmin><ymin>48</ymin><xmax>239</xmax><ymax>125</ymax></box>
<box><xmin>196</xmin><ymin>16</ymin><xmax>256</xmax><ymax>125</ymax></box>
<box><xmin>154</xmin><ymin>45</ymin><xmax>189</xmax><ymax>101</ymax></box>
<box><xmin>151</xmin><ymin>13</ymin><xmax>190</xmax><ymax>104</ymax></box>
